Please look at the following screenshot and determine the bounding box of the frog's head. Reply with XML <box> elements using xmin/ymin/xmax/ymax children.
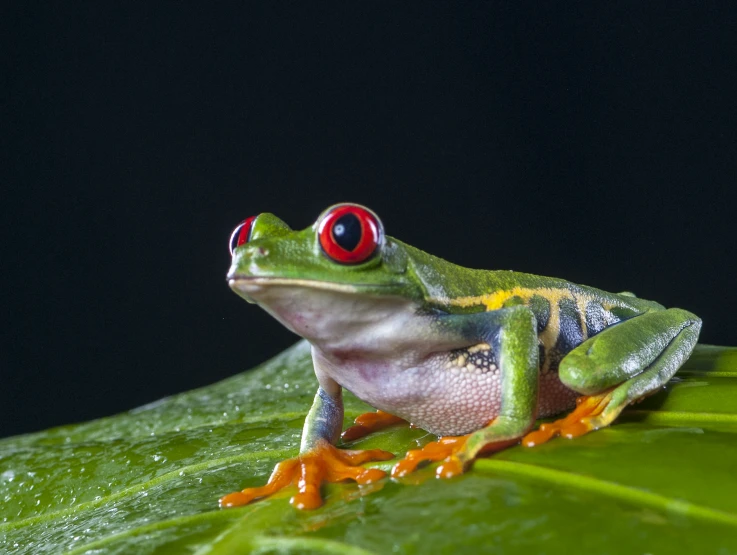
<box><xmin>227</xmin><ymin>204</ymin><xmax>423</xmax><ymax>325</ymax></box>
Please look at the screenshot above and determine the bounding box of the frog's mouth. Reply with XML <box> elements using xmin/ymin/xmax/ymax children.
<box><xmin>227</xmin><ymin>276</ymin><xmax>408</xmax><ymax>303</ymax></box>
<box><xmin>228</xmin><ymin>276</ymin><xmax>415</xmax><ymax>322</ymax></box>
<box><xmin>228</xmin><ymin>276</ymin><xmax>363</xmax><ymax>295</ymax></box>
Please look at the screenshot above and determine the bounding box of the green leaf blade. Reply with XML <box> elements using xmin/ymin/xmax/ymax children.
<box><xmin>2</xmin><ymin>343</ymin><xmax>736</xmax><ymax>554</ymax></box>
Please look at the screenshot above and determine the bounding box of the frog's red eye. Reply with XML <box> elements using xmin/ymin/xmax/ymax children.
<box><xmin>318</xmin><ymin>204</ymin><xmax>383</xmax><ymax>264</ymax></box>
<box><xmin>229</xmin><ymin>216</ymin><xmax>256</xmax><ymax>255</ymax></box>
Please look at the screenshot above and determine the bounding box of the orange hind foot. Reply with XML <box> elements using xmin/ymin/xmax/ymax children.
<box><xmin>391</xmin><ymin>436</ymin><xmax>468</xmax><ymax>479</ymax></box>
<box><xmin>522</xmin><ymin>391</ymin><xmax>613</xmax><ymax>447</ymax></box>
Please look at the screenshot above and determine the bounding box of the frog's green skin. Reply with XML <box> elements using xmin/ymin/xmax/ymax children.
<box><xmin>227</xmin><ymin>204</ymin><xmax>701</xmax><ymax>472</ymax></box>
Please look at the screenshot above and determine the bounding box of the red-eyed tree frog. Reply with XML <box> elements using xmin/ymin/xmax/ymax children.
<box><xmin>220</xmin><ymin>203</ymin><xmax>701</xmax><ymax>510</ymax></box>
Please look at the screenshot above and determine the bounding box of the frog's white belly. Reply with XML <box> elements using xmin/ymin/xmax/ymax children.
<box><xmin>317</xmin><ymin>349</ymin><xmax>578</xmax><ymax>436</ymax></box>
<box><xmin>313</xmin><ymin>347</ymin><xmax>504</xmax><ymax>436</ymax></box>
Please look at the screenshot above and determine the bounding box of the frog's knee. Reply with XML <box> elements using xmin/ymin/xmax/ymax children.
<box><xmin>659</xmin><ymin>309</ymin><xmax>702</xmax><ymax>343</ymax></box>
<box><xmin>558</xmin><ymin>353</ymin><xmax>604</xmax><ymax>396</ymax></box>
<box><xmin>671</xmin><ymin>309</ymin><xmax>701</xmax><ymax>331</ymax></box>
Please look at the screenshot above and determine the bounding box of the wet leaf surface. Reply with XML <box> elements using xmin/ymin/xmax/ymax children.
<box><xmin>1</xmin><ymin>342</ymin><xmax>736</xmax><ymax>554</ymax></box>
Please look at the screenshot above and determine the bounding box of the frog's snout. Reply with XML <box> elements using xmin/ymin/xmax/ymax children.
<box><xmin>235</xmin><ymin>243</ymin><xmax>270</xmax><ymax>264</ymax></box>
<box><xmin>227</xmin><ymin>243</ymin><xmax>270</xmax><ymax>281</ymax></box>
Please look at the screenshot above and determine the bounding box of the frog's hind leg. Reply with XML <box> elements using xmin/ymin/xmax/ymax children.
<box><xmin>523</xmin><ymin>308</ymin><xmax>701</xmax><ymax>446</ymax></box>
<box><xmin>392</xmin><ymin>305</ymin><xmax>540</xmax><ymax>479</ymax></box>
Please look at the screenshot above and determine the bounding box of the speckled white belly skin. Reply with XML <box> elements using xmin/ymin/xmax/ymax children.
<box><xmin>313</xmin><ymin>343</ymin><xmax>579</xmax><ymax>437</ymax></box>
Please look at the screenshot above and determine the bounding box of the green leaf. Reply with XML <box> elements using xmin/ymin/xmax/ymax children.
<box><xmin>2</xmin><ymin>342</ymin><xmax>736</xmax><ymax>554</ymax></box>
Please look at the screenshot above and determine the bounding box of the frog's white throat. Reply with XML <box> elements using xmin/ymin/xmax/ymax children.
<box><xmin>229</xmin><ymin>278</ymin><xmax>422</xmax><ymax>357</ymax></box>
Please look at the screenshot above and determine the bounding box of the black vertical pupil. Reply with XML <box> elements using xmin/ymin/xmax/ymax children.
<box><xmin>332</xmin><ymin>213</ymin><xmax>362</xmax><ymax>251</ymax></box>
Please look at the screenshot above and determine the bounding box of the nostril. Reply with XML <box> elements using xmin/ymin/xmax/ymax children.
<box><xmin>246</xmin><ymin>245</ymin><xmax>268</xmax><ymax>257</ymax></box>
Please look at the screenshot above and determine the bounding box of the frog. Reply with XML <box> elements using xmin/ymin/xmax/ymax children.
<box><xmin>219</xmin><ymin>202</ymin><xmax>701</xmax><ymax>510</ymax></box>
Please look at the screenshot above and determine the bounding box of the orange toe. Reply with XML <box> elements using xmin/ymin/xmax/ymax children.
<box><xmin>435</xmin><ymin>456</ymin><xmax>464</xmax><ymax>479</ymax></box>
<box><xmin>219</xmin><ymin>457</ymin><xmax>299</xmax><ymax>508</ymax></box>
<box><xmin>341</xmin><ymin>410</ymin><xmax>407</xmax><ymax>442</ymax></box>
<box><xmin>391</xmin><ymin>436</ymin><xmax>468</xmax><ymax>478</ymax></box>
<box><xmin>219</xmin><ymin>491</ymin><xmax>251</xmax><ymax>508</ymax></box>
<box><xmin>522</xmin><ymin>392</ymin><xmax>612</xmax><ymax>447</ymax></box>
<box><xmin>219</xmin><ymin>441</ymin><xmax>394</xmax><ymax>510</ymax></box>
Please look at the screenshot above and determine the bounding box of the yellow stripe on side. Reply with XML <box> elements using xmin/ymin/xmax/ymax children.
<box><xmin>440</xmin><ymin>286</ymin><xmax>589</xmax><ymax>373</ymax></box>
<box><xmin>446</xmin><ymin>286</ymin><xmax>574</xmax><ymax>312</ymax></box>
<box><xmin>576</xmin><ymin>297</ymin><xmax>589</xmax><ymax>342</ymax></box>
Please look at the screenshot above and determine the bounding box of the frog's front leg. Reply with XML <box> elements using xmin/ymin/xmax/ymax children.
<box><xmin>523</xmin><ymin>307</ymin><xmax>701</xmax><ymax>446</ymax></box>
<box><xmin>219</xmin><ymin>377</ymin><xmax>393</xmax><ymax>510</ymax></box>
<box><xmin>393</xmin><ymin>305</ymin><xmax>540</xmax><ymax>478</ymax></box>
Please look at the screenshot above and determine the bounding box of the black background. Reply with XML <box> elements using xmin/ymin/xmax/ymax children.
<box><xmin>2</xmin><ymin>3</ymin><xmax>736</xmax><ymax>439</ymax></box>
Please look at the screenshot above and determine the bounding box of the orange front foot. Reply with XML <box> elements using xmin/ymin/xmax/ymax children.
<box><xmin>391</xmin><ymin>436</ymin><xmax>468</xmax><ymax>479</ymax></box>
<box><xmin>522</xmin><ymin>391</ymin><xmax>613</xmax><ymax>447</ymax></box>
<box><xmin>219</xmin><ymin>441</ymin><xmax>394</xmax><ymax>510</ymax></box>
<box><xmin>341</xmin><ymin>410</ymin><xmax>407</xmax><ymax>442</ymax></box>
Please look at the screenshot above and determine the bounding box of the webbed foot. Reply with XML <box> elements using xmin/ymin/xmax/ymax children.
<box><xmin>391</xmin><ymin>432</ymin><xmax>519</xmax><ymax>479</ymax></box>
<box><xmin>522</xmin><ymin>392</ymin><xmax>613</xmax><ymax>447</ymax></box>
<box><xmin>219</xmin><ymin>440</ymin><xmax>394</xmax><ymax>510</ymax></box>
<box><xmin>391</xmin><ymin>436</ymin><xmax>468</xmax><ymax>479</ymax></box>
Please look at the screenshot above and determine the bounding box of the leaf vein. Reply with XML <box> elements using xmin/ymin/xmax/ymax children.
<box><xmin>476</xmin><ymin>459</ymin><xmax>737</xmax><ymax>527</ymax></box>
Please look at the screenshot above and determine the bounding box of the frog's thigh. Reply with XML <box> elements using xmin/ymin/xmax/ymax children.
<box><xmin>456</xmin><ymin>305</ymin><xmax>540</xmax><ymax>462</ymax></box>
<box><xmin>559</xmin><ymin>308</ymin><xmax>701</xmax><ymax>425</ymax></box>
<box><xmin>394</xmin><ymin>305</ymin><xmax>540</xmax><ymax>477</ymax></box>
